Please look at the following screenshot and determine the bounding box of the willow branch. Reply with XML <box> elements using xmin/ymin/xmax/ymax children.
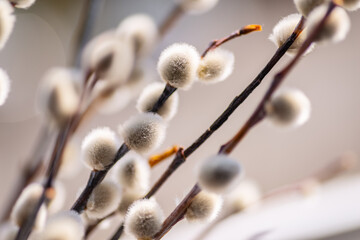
<box><xmin>153</xmin><ymin>184</ymin><xmax>201</xmax><ymax>240</ymax></box>
<box><xmin>151</xmin><ymin>4</ymin><xmax>337</xmax><ymax>238</ymax></box>
<box><xmin>71</xmin><ymin>144</ymin><xmax>130</xmax><ymax>212</ymax></box>
<box><xmin>144</xmin><ymin>17</ymin><xmax>305</xmax><ymax>199</ymax></box>
<box><xmin>219</xmin><ymin>2</ymin><xmax>336</xmax><ymax>154</ymax></box>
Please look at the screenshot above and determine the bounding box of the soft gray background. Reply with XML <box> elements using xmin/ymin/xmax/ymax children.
<box><xmin>0</xmin><ymin>0</ymin><xmax>359</xmax><ymax>239</ymax></box>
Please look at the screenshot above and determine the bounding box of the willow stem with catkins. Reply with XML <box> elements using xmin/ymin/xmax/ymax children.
<box><xmin>71</xmin><ymin>24</ymin><xmax>261</xmax><ymax>218</ymax></box>
<box><xmin>109</xmin><ymin>25</ymin><xmax>265</xmax><ymax>240</ymax></box>
<box><xmin>144</xmin><ymin>18</ymin><xmax>304</xmax><ymax>200</ymax></box>
<box><xmin>152</xmin><ymin>3</ymin><xmax>337</xmax><ymax>239</ymax></box>
<box><xmin>15</xmin><ymin>72</ymin><xmax>98</xmax><ymax>239</ymax></box>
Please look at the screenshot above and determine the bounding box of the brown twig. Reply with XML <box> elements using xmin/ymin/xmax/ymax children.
<box><xmin>202</xmin><ymin>24</ymin><xmax>262</xmax><ymax>58</ymax></box>
<box><xmin>153</xmin><ymin>184</ymin><xmax>201</xmax><ymax>240</ymax></box>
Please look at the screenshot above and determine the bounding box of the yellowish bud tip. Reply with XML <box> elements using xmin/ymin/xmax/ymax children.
<box><xmin>148</xmin><ymin>145</ymin><xmax>180</xmax><ymax>167</ymax></box>
<box><xmin>242</xmin><ymin>24</ymin><xmax>262</xmax><ymax>35</ymax></box>
<box><xmin>333</xmin><ymin>0</ymin><xmax>344</xmax><ymax>6</ymax></box>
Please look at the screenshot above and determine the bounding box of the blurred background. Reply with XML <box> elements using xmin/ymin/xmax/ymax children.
<box><xmin>0</xmin><ymin>0</ymin><xmax>360</xmax><ymax>239</ymax></box>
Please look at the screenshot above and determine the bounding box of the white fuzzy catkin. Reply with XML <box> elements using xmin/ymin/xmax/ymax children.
<box><xmin>10</xmin><ymin>0</ymin><xmax>36</xmax><ymax>9</ymax></box>
<box><xmin>117</xmin><ymin>14</ymin><xmax>158</xmax><ymax>57</ymax></box>
<box><xmin>0</xmin><ymin>68</ymin><xmax>11</xmax><ymax>106</ymax></box>
<box><xmin>136</xmin><ymin>82</ymin><xmax>179</xmax><ymax>120</ymax></box>
<box><xmin>85</xmin><ymin>181</ymin><xmax>121</xmax><ymax>219</ymax></box>
<box><xmin>38</xmin><ymin>68</ymin><xmax>80</xmax><ymax>127</ymax></box>
<box><xmin>81</xmin><ymin>31</ymin><xmax>134</xmax><ymax>86</ymax></box>
<box><xmin>81</xmin><ymin>127</ymin><xmax>119</xmax><ymax>171</ymax></box>
<box><xmin>185</xmin><ymin>191</ymin><xmax>223</xmax><ymax>223</ymax></box>
<box><xmin>293</xmin><ymin>0</ymin><xmax>326</xmax><ymax>17</ymax></box>
<box><xmin>180</xmin><ymin>0</ymin><xmax>219</xmax><ymax>14</ymax></box>
<box><xmin>125</xmin><ymin>199</ymin><xmax>164</xmax><ymax>239</ymax></box>
<box><xmin>342</xmin><ymin>0</ymin><xmax>360</xmax><ymax>11</ymax></box>
<box><xmin>0</xmin><ymin>223</ymin><xmax>18</xmax><ymax>240</ymax></box>
<box><xmin>225</xmin><ymin>179</ymin><xmax>262</xmax><ymax>213</ymax></box>
<box><xmin>40</xmin><ymin>211</ymin><xmax>84</xmax><ymax>240</ymax></box>
<box><xmin>269</xmin><ymin>14</ymin><xmax>315</xmax><ymax>56</ymax></box>
<box><xmin>307</xmin><ymin>4</ymin><xmax>350</xmax><ymax>43</ymax></box>
<box><xmin>157</xmin><ymin>43</ymin><xmax>200</xmax><ymax>90</ymax></box>
<box><xmin>119</xmin><ymin>112</ymin><xmax>167</xmax><ymax>154</ymax></box>
<box><xmin>197</xmin><ymin>48</ymin><xmax>235</xmax><ymax>84</ymax></box>
<box><xmin>0</xmin><ymin>0</ymin><xmax>15</xmax><ymax>50</ymax></box>
<box><xmin>265</xmin><ymin>89</ymin><xmax>311</xmax><ymax>127</ymax></box>
<box><xmin>10</xmin><ymin>183</ymin><xmax>47</xmax><ymax>231</ymax></box>
<box><xmin>114</xmin><ymin>153</ymin><xmax>150</xmax><ymax>192</ymax></box>
<box><xmin>198</xmin><ymin>154</ymin><xmax>242</xmax><ymax>194</ymax></box>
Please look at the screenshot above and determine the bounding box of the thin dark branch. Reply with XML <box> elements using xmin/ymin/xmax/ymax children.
<box><xmin>145</xmin><ymin>17</ymin><xmax>306</xmax><ymax>199</ymax></box>
<box><xmin>151</xmin><ymin>83</ymin><xmax>177</xmax><ymax>113</ymax></box>
<box><xmin>71</xmin><ymin>144</ymin><xmax>130</xmax><ymax>213</ymax></box>
<box><xmin>219</xmin><ymin>2</ymin><xmax>336</xmax><ymax>154</ymax></box>
<box><xmin>153</xmin><ymin>184</ymin><xmax>201</xmax><ymax>240</ymax></box>
<box><xmin>109</xmin><ymin>224</ymin><xmax>125</xmax><ymax>240</ymax></box>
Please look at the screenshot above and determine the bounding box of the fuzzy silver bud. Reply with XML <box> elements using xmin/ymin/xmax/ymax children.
<box><xmin>180</xmin><ymin>0</ymin><xmax>219</xmax><ymax>14</ymax></box>
<box><xmin>307</xmin><ymin>4</ymin><xmax>350</xmax><ymax>43</ymax></box>
<box><xmin>269</xmin><ymin>14</ymin><xmax>315</xmax><ymax>56</ymax></box>
<box><xmin>157</xmin><ymin>43</ymin><xmax>200</xmax><ymax>90</ymax></box>
<box><xmin>198</xmin><ymin>154</ymin><xmax>242</xmax><ymax>194</ymax></box>
<box><xmin>119</xmin><ymin>113</ymin><xmax>167</xmax><ymax>154</ymax></box>
<box><xmin>197</xmin><ymin>48</ymin><xmax>235</xmax><ymax>84</ymax></box>
<box><xmin>85</xmin><ymin>181</ymin><xmax>121</xmax><ymax>219</ymax></box>
<box><xmin>265</xmin><ymin>89</ymin><xmax>311</xmax><ymax>127</ymax></box>
<box><xmin>124</xmin><ymin>199</ymin><xmax>164</xmax><ymax>239</ymax></box>
<box><xmin>114</xmin><ymin>153</ymin><xmax>150</xmax><ymax>192</ymax></box>
<box><xmin>0</xmin><ymin>0</ymin><xmax>15</xmax><ymax>50</ymax></box>
<box><xmin>185</xmin><ymin>191</ymin><xmax>223</xmax><ymax>222</ymax></box>
<box><xmin>10</xmin><ymin>183</ymin><xmax>47</xmax><ymax>231</ymax></box>
<box><xmin>81</xmin><ymin>127</ymin><xmax>119</xmax><ymax>171</ymax></box>
<box><xmin>40</xmin><ymin>211</ymin><xmax>84</xmax><ymax>240</ymax></box>
<box><xmin>136</xmin><ymin>82</ymin><xmax>179</xmax><ymax>120</ymax></box>
<box><xmin>0</xmin><ymin>68</ymin><xmax>11</xmax><ymax>106</ymax></box>
<box><xmin>293</xmin><ymin>0</ymin><xmax>325</xmax><ymax>17</ymax></box>
<box><xmin>117</xmin><ymin>14</ymin><xmax>158</xmax><ymax>57</ymax></box>
<box><xmin>10</xmin><ymin>0</ymin><xmax>36</xmax><ymax>9</ymax></box>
